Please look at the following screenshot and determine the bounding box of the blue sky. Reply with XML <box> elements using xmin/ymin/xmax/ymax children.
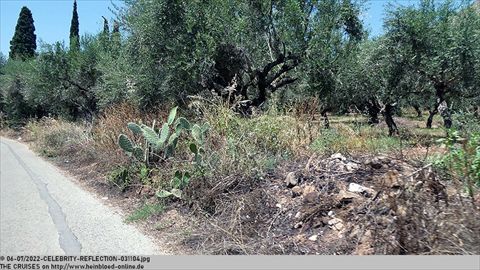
<box><xmin>0</xmin><ymin>0</ymin><xmax>418</xmax><ymax>56</ymax></box>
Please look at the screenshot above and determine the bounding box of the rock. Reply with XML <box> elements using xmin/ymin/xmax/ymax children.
<box><xmin>345</xmin><ymin>162</ymin><xmax>360</xmax><ymax>172</ymax></box>
<box><xmin>330</xmin><ymin>153</ymin><xmax>346</xmax><ymax>161</ymax></box>
<box><xmin>294</xmin><ymin>212</ymin><xmax>302</xmax><ymax>219</ymax></box>
<box><xmin>334</xmin><ymin>222</ymin><xmax>345</xmax><ymax>231</ymax></box>
<box><xmin>377</xmin><ymin>156</ymin><xmax>389</xmax><ymax>162</ymax></box>
<box><xmin>294</xmin><ymin>222</ymin><xmax>303</xmax><ymax>229</ymax></box>
<box><xmin>396</xmin><ymin>205</ymin><xmax>407</xmax><ymax>217</ymax></box>
<box><xmin>328</xmin><ymin>218</ymin><xmax>344</xmax><ymax>231</ymax></box>
<box><xmin>328</xmin><ymin>218</ymin><xmax>341</xmax><ymax>226</ymax></box>
<box><xmin>275</xmin><ymin>203</ymin><xmax>282</xmax><ymax>209</ymax></box>
<box><xmin>348</xmin><ymin>183</ymin><xmax>375</xmax><ymax>197</ymax></box>
<box><xmin>101</xmin><ymin>196</ymin><xmax>108</xmax><ymax>200</ymax></box>
<box><xmin>291</xmin><ymin>186</ymin><xmax>302</xmax><ymax>197</ymax></box>
<box><xmin>328</xmin><ymin>210</ymin><xmax>335</xmax><ymax>217</ymax></box>
<box><xmin>285</xmin><ymin>172</ymin><xmax>298</xmax><ymax>187</ymax></box>
<box><xmin>336</xmin><ymin>190</ymin><xmax>360</xmax><ymax>204</ymax></box>
<box><xmin>302</xmin><ymin>185</ymin><xmax>316</xmax><ymax>196</ymax></box>
<box><xmin>308</xmin><ymin>235</ymin><xmax>318</xmax><ymax>241</ymax></box>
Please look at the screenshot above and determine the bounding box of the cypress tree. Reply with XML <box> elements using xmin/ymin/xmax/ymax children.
<box><xmin>112</xmin><ymin>20</ymin><xmax>120</xmax><ymax>34</ymax></box>
<box><xmin>111</xmin><ymin>20</ymin><xmax>121</xmax><ymax>56</ymax></box>
<box><xmin>69</xmin><ymin>0</ymin><xmax>80</xmax><ymax>51</ymax></box>
<box><xmin>102</xmin><ymin>16</ymin><xmax>109</xmax><ymax>35</ymax></box>
<box><xmin>100</xmin><ymin>16</ymin><xmax>110</xmax><ymax>50</ymax></box>
<box><xmin>9</xmin><ymin>6</ymin><xmax>36</xmax><ymax>60</ymax></box>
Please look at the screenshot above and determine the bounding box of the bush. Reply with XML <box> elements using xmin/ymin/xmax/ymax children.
<box><xmin>435</xmin><ymin>130</ymin><xmax>480</xmax><ymax>195</ymax></box>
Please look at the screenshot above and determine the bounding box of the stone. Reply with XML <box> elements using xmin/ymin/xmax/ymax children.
<box><xmin>328</xmin><ymin>210</ymin><xmax>335</xmax><ymax>217</ymax></box>
<box><xmin>328</xmin><ymin>218</ymin><xmax>344</xmax><ymax>231</ymax></box>
<box><xmin>285</xmin><ymin>172</ymin><xmax>298</xmax><ymax>187</ymax></box>
<box><xmin>294</xmin><ymin>212</ymin><xmax>302</xmax><ymax>219</ymax></box>
<box><xmin>308</xmin><ymin>235</ymin><xmax>318</xmax><ymax>241</ymax></box>
<box><xmin>334</xmin><ymin>222</ymin><xmax>345</xmax><ymax>231</ymax></box>
<box><xmin>336</xmin><ymin>190</ymin><xmax>360</xmax><ymax>204</ymax></box>
<box><xmin>294</xmin><ymin>222</ymin><xmax>303</xmax><ymax>229</ymax></box>
<box><xmin>330</xmin><ymin>153</ymin><xmax>347</xmax><ymax>161</ymax></box>
<box><xmin>302</xmin><ymin>185</ymin><xmax>316</xmax><ymax>195</ymax></box>
<box><xmin>348</xmin><ymin>183</ymin><xmax>375</xmax><ymax>196</ymax></box>
<box><xmin>291</xmin><ymin>186</ymin><xmax>302</xmax><ymax>197</ymax></box>
<box><xmin>345</xmin><ymin>162</ymin><xmax>360</xmax><ymax>172</ymax></box>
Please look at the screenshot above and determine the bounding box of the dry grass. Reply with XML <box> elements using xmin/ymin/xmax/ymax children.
<box><xmin>92</xmin><ymin>102</ymin><xmax>169</xmax><ymax>156</ymax></box>
<box><xmin>9</xmin><ymin>101</ymin><xmax>478</xmax><ymax>255</ymax></box>
<box><xmin>25</xmin><ymin>118</ymin><xmax>95</xmax><ymax>162</ymax></box>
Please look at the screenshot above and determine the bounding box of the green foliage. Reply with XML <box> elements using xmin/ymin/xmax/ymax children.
<box><xmin>435</xmin><ymin>130</ymin><xmax>480</xmax><ymax>195</ymax></box>
<box><xmin>31</xmin><ymin>36</ymin><xmax>102</xmax><ymax>119</ymax></box>
<box><xmin>69</xmin><ymin>0</ymin><xmax>80</xmax><ymax>51</ymax></box>
<box><xmin>126</xmin><ymin>203</ymin><xmax>164</xmax><ymax>223</ymax></box>
<box><xmin>118</xmin><ymin>107</ymin><xmax>196</xmax><ymax>164</ymax></box>
<box><xmin>118</xmin><ymin>134</ymin><xmax>134</xmax><ymax>153</ymax></box>
<box><xmin>116</xmin><ymin>106</ymin><xmax>212</xmax><ymax>199</ymax></box>
<box><xmin>108</xmin><ymin>166</ymin><xmax>131</xmax><ymax>191</ymax></box>
<box><xmin>9</xmin><ymin>6</ymin><xmax>36</xmax><ymax>60</ymax></box>
<box><xmin>0</xmin><ymin>59</ymin><xmax>35</xmax><ymax>125</ymax></box>
<box><xmin>310</xmin><ymin>125</ymin><xmax>402</xmax><ymax>155</ymax></box>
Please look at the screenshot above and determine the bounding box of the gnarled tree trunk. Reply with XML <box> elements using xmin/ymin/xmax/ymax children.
<box><xmin>366</xmin><ymin>98</ymin><xmax>381</xmax><ymax>125</ymax></box>
<box><xmin>321</xmin><ymin>109</ymin><xmax>330</xmax><ymax>129</ymax></box>
<box><xmin>383</xmin><ymin>103</ymin><xmax>399</xmax><ymax>136</ymax></box>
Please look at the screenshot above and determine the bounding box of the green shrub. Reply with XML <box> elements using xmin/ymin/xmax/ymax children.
<box><xmin>435</xmin><ymin>130</ymin><xmax>480</xmax><ymax>195</ymax></box>
<box><xmin>108</xmin><ymin>166</ymin><xmax>131</xmax><ymax>191</ymax></box>
<box><xmin>118</xmin><ymin>106</ymin><xmax>210</xmax><ymax>199</ymax></box>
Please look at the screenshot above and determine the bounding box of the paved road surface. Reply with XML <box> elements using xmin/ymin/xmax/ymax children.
<box><xmin>0</xmin><ymin>137</ymin><xmax>161</xmax><ymax>254</ymax></box>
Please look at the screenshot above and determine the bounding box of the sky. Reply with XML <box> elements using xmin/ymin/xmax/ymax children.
<box><xmin>0</xmin><ymin>0</ymin><xmax>123</xmax><ymax>56</ymax></box>
<box><xmin>0</xmin><ymin>0</ymin><xmax>419</xmax><ymax>57</ymax></box>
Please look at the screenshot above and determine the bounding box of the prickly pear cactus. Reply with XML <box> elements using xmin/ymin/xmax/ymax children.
<box><xmin>118</xmin><ymin>134</ymin><xmax>134</xmax><ymax>153</ymax></box>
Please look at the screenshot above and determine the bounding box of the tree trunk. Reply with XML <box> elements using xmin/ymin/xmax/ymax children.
<box><xmin>384</xmin><ymin>103</ymin><xmax>399</xmax><ymax>136</ymax></box>
<box><xmin>427</xmin><ymin>97</ymin><xmax>442</xmax><ymax>129</ymax></box>
<box><xmin>366</xmin><ymin>99</ymin><xmax>380</xmax><ymax>125</ymax></box>
<box><xmin>426</xmin><ymin>108</ymin><xmax>437</xmax><ymax>129</ymax></box>
<box><xmin>321</xmin><ymin>109</ymin><xmax>330</xmax><ymax>129</ymax></box>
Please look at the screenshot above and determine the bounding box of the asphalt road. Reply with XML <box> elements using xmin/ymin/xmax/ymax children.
<box><xmin>0</xmin><ymin>137</ymin><xmax>161</xmax><ymax>255</ymax></box>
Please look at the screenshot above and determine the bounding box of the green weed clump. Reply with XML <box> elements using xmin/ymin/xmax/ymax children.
<box><xmin>200</xmin><ymin>104</ymin><xmax>319</xmax><ymax>179</ymax></box>
<box><xmin>434</xmin><ymin>130</ymin><xmax>480</xmax><ymax>196</ymax></box>
<box><xmin>310</xmin><ymin>124</ymin><xmax>402</xmax><ymax>155</ymax></box>
<box><xmin>126</xmin><ymin>203</ymin><xmax>164</xmax><ymax>223</ymax></box>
